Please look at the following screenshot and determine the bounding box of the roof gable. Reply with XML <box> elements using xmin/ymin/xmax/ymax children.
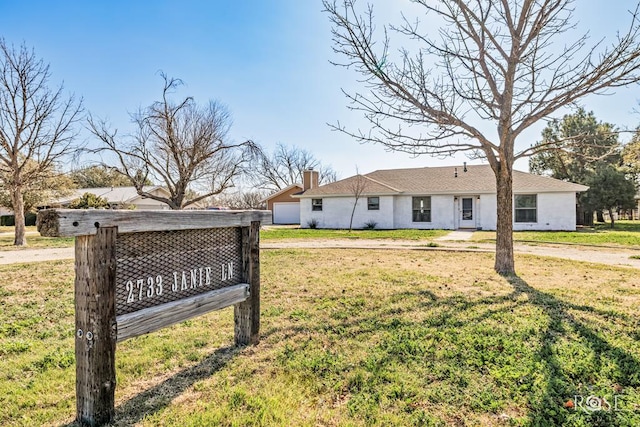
<box><xmin>262</xmin><ymin>184</ymin><xmax>304</xmax><ymax>202</ymax></box>
<box><xmin>294</xmin><ymin>174</ymin><xmax>402</xmax><ymax>197</ymax></box>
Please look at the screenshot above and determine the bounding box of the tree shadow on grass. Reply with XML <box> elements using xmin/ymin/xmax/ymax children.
<box><xmin>60</xmin><ymin>345</ymin><xmax>240</xmax><ymax>427</ymax></box>
<box><xmin>396</xmin><ymin>275</ymin><xmax>640</xmax><ymax>424</ymax></box>
<box><xmin>505</xmin><ymin>275</ymin><xmax>640</xmax><ymax>426</ymax></box>
<box><xmin>269</xmin><ymin>272</ymin><xmax>639</xmax><ymax>425</ymax></box>
<box><xmin>57</xmin><ymin>272</ymin><xmax>638</xmax><ymax>426</ymax></box>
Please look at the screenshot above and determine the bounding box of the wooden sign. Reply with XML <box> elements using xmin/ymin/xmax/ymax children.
<box><xmin>37</xmin><ymin>209</ymin><xmax>271</xmax><ymax>426</ymax></box>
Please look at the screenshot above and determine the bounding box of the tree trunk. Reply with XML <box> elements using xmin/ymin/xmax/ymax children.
<box><xmin>494</xmin><ymin>164</ymin><xmax>514</xmax><ymax>275</ymax></box>
<box><xmin>575</xmin><ymin>203</ymin><xmax>584</xmax><ymax>226</ymax></box>
<box><xmin>348</xmin><ymin>198</ymin><xmax>358</xmax><ymax>232</ymax></box>
<box><xmin>10</xmin><ymin>186</ymin><xmax>27</xmax><ymax>246</ymax></box>
<box><xmin>608</xmin><ymin>208</ymin><xmax>615</xmax><ymax>229</ymax></box>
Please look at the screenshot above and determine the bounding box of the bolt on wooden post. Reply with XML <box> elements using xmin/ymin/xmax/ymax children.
<box><xmin>37</xmin><ymin>209</ymin><xmax>271</xmax><ymax>426</ymax></box>
<box><xmin>74</xmin><ymin>227</ymin><xmax>117</xmax><ymax>425</ymax></box>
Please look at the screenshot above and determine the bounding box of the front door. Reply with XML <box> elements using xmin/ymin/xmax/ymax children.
<box><xmin>459</xmin><ymin>197</ymin><xmax>475</xmax><ymax>228</ymax></box>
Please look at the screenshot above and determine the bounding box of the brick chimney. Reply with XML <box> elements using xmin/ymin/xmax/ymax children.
<box><xmin>303</xmin><ymin>168</ymin><xmax>319</xmax><ymax>191</ymax></box>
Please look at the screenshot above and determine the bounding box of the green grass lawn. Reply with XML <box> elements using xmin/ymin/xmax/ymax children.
<box><xmin>0</xmin><ymin>227</ymin><xmax>448</xmax><ymax>250</ymax></box>
<box><xmin>0</xmin><ymin>236</ymin><xmax>75</xmax><ymax>251</ymax></box>
<box><xmin>260</xmin><ymin>227</ymin><xmax>449</xmax><ymax>241</ymax></box>
<box><xmin>0</xmin><ymin>227</ymin><xmax>74</xmax><ymax>251</ymax></box>
<box><xmin>473</xmin><ymin>220</ymin><xmax>640</xmax><ymax>247</ymax></box>
<box><xmin>1</xmin><ymin>250</ymin><xmax>639</xmax><ymax>426</ymax></box>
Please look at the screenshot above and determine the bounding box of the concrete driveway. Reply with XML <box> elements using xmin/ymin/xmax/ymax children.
<box><xmin>0</xmin><ymin>247</ymin><xmax>74</xmax><ymax>264</ymax></box>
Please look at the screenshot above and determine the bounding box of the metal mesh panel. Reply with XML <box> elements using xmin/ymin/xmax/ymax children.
<box><xmin>115</xmin><ymin>228</ymin><xmax>243</xmax><ymax>316</ymax></box>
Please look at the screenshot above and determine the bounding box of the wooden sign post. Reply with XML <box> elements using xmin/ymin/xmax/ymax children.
<box><xmin>37</xmin><ymin>209</ymin><xmax>271</xmax><ymax>427</ymax></box>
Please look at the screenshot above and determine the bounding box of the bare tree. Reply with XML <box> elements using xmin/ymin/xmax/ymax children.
<box><xmin>212</xmin><ymin>190</ymin><xmax>267</xmax><ymax>210</ymax></box>
<box><xmin>89</xmin><ymin>73</ymin><xmax>258</xmax><ymax>209</ymax></box>
<box><xmin>348</xmin><ymin>167</ymin><xmax>368</xmax><ymax>231</ymax></box>
<box><xmin>70</xmin><ymin>164</ymin><xmax>138</xmax><ymax>188</ymax></box>
<box><xmin>0</xmin><ymin>39</ymin><xmax>83</xmax><ymax>245</ymax></box>
<box><xmin>251</xmin><ymin>142</ymin><xmax>337</xmax><ymax>191</ymax></box>
<box><xmin>324</xmin><ymin>0</ymin><xmax>640</xmax><ymax>274</ymax></box>
<box><xmin>0</xmin><ymin>161</ymin><xmax>76</xmax><ymax>213</ymax></box>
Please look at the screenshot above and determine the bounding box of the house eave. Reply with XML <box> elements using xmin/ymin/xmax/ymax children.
<box><xmin>261</xmin><ymin>184</ymin><xmax>303</xmax><ymax>202</ymax></box>
<box><xmin>296</xmin><ymin>188</ymin><xmax>588</xmax><ymax>198</ymax></box>
<box><xmin>295</xmin><ymin>191</ymin><xmax>400</xmax><ymax>198</ymax></box>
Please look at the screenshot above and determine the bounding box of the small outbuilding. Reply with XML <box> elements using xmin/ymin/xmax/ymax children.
<box><xmin>262</xmin><ymin>170</ymin><xmax>322</xmax><ymax>225</ymax></box>
<box><xmin>262</xmin><ymin>184</ymin><xmax>303</xmax><ymax>224</ymax></box>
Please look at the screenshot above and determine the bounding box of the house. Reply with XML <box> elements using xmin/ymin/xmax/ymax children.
<box><xmin>296</xmin><ymin>165</ymin><xmax>588</xmax><ymax>231</ymax></box>
<box><xmin>50</xmin><ymin>186</ymin><xmax>174</xmax><ymax>210</ymax></box>
<box><xmin>262</xmin><ymin>170</ymin><xmax>320</xmax><ymax>224</ymax></box>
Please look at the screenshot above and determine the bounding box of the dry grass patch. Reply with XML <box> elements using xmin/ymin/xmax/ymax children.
<box><xmin>260</xmin><ymin>228</ymin><xmax>449</xmax><ymax>241</ymax></box>
<box><xmin>1</xmin><ymin>250</ymin><xmax>639</xmax><ymax>426</ymax></box>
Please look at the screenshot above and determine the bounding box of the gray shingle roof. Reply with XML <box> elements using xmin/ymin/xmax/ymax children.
<box><xmin>298</xmin><ymin>165</ymin><xmax>588</xmax><ymax>197</ymax></box>
<box><xmin>54</xmin><ymin>186</ymin><xmax>167</xmax><ymax>204</ymax></box>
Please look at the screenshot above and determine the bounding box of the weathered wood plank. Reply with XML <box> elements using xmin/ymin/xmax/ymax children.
<box><xmin>75</xmin><ymin>227</ymin><xmax>117</xmax><ymax>426</ymax></box>
<box><xmin>37</xmin><ymin>209</ymin><xmax>272</xmax><ymax>237</ymax></box>
<box><xmin>248</xmin><ymin>221</ymin><xmax>261</xmax><ymax>344</ymax></box>
<box><xmin>234</xmin><ymin>221</ymin><xmax>260</xmax><ymax>346</ymax></box>
<box><xmin>116</xmin><ymin>284</ymin><xmax>250</xmax><ymax>342</ymax></box>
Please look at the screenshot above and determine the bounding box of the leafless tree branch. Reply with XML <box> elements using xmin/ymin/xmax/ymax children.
<box><xmin>88</xmin><ymin>73</ymin><xmax>258</xmax><ymax>209</ymax></box>
<box><xmin>0</xmin><ymin>39</ymin><xmax>83</xmax><ymax>245</ymax></box>
<box><xmin>348</xmin><ymin>166</ymin><xmax>369</xmax><ymax>231</ymax></box>
<box><xmin>324</xmin><ymin>0</ymin><xmax>640</xmax><ymax>274</ymax></box>
<box><xmin>249</xmin><ymin>142</ymin><xmax>337</xmax><ymax>191</ymax></box>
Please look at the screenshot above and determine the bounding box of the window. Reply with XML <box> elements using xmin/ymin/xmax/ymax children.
<box><xmin>412</xmin><ymin>196</ymin><xmax>431</xmax><ymax>222</ymax></box>
<box><xmin>515</xmin><ymin>195</ymin><xmax>537</xmax><ymax>222</ymax></box>
<box><xmin>312</xmin><ymin>199</ymin><xmax>323</xmax><ymax>211</ymax></box>
<box><xmin>367</xmin><ymin>197</ymin><xmax>380</xmax><ymax>210</ymax></box>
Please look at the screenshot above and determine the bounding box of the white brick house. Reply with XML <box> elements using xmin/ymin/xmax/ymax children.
<box><xmin>296</xmin><ymin>165</ymin><xmax>588</xmax><ymax>231</ymax></box>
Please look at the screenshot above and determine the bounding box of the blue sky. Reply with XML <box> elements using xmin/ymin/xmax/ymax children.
<box><xmin>1</xmin><ymin>1</ymin><xmax>639</xmax><ymax>178</ymax></box>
